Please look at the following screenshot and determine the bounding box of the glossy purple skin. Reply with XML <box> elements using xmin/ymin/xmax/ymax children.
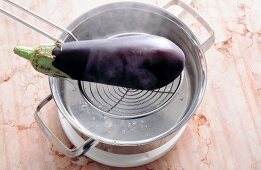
<box><xmin>52</xmin><ymin>35</ymin><xmax>185</xmax><ymax>90</ymax></box>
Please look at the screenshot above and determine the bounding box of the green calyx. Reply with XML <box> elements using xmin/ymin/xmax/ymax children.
<box><xmin>14</xmin><ymin>45</ymin><xmax>70</xmax><ymax>78</ymax></box>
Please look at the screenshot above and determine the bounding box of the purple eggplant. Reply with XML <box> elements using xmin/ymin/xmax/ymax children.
<box><xmin>14</xmin><ymin>35</ymin><xmax>185</xmax><ymax>90</ymax></box>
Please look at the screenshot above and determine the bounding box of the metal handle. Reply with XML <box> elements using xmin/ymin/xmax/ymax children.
<box><xmin>162</xmin><ymin>0</ymin><xmax>215</xmax><ymax>52</ymax></box>
<box><xmin>0</xmin><ymin>0</ymin><xmax>78</xmax><ymax>42</ymax></box>
<box><xmin>35</xmin><ymin>94</ymin><xmax>98</xmax><ymax>158</ymax></box>
<box><xmin>1</xmin><ymin>1</ymin><xmax>92</xmax><ymax>157</ymax></box>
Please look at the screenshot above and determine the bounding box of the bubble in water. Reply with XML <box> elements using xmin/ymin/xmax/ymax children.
<box><xmin>132</xmin><ymin>121</ymin><xmax>137</xmax><ymax>125</ymax></box>
<box><xmin>81</xmin><ymin>104</ymin><xmax>87</xmax><ymax>111</ymax></box>
<box><xmin>122</xmin><ymin>129</ymin><xmax>126</xmax><ymax>134</ymax></box>
<box><xmin>104</xmin><ymin>119</ymin><xmax>113</xmax><ymax>129</ymax></box>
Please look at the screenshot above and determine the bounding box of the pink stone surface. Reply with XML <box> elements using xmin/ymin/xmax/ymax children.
<box><xmin>0</xmin><ymin>0</ymin><xmax>261</xmax><ymax>169</ymax></box>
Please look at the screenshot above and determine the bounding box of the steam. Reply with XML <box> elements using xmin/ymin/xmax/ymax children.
<box><xmin>67</xmin><ymin>2</ymin><xmax>167</xmax><ymax>40</ymax></box>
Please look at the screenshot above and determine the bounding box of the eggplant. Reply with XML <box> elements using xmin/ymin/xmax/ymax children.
<box><xmin>14</xmin><ymin>35</ymin><xmax>185</xmax><ymax>90</ymax></box>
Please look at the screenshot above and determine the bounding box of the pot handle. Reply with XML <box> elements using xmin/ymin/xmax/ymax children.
<box><xmin>34</xmin><ymin>94</ymin><xmax>98</xmax><ymax>158</ymax></box>
<box><xmin>162</xmin><ymin>0</ymin><xmax>215</xmax><ymax>52</ymax></box>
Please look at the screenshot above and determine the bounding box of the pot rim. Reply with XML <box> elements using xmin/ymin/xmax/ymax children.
<box><xmin>49</xmin><ymin>1</ymin><xmax>208</xmax><ymax>146</ymax></box>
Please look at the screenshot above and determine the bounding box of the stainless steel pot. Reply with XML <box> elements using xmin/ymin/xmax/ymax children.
<box><xmin>35</xmin><ymin>0</ymin><xmax>214</xmax><ymax>159</ymax></box>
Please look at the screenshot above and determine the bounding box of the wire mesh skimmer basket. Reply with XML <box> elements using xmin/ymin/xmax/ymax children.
<box><xmin>79</xmin><ymin>72</ymin><xmax>183</xmax><ymax>119</ymax></box>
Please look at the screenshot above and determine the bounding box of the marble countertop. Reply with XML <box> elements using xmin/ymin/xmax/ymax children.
<box><xmin>0</xmin><ymin>0</ymin><xmax>260</xmax><ymax>169</ymax></box>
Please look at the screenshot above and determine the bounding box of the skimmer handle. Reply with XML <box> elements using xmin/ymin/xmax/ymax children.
<box><xmin>0</xmin><ymin>0</ymin><xmax>78</xmax><ymax>42</ymax></box>
<box><xmin>162</xmin><ymin>0</ymin><xmax>215</xmax><ymax>52</ymax></box>
<box><xmin>35</xmin><ymin>94</ymin><xmax>98</xmax><ymax>158</ymax></box>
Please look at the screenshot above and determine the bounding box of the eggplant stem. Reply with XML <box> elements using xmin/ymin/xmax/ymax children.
<box><xmin>13</xmin><ymin>44</ymin><xmax>70</xmax><ymax>79</ymax></box>
<box><xmin>13</xmin><ymin>46</ymin><xmax>34</xmax><ymax>61</ymax></box>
